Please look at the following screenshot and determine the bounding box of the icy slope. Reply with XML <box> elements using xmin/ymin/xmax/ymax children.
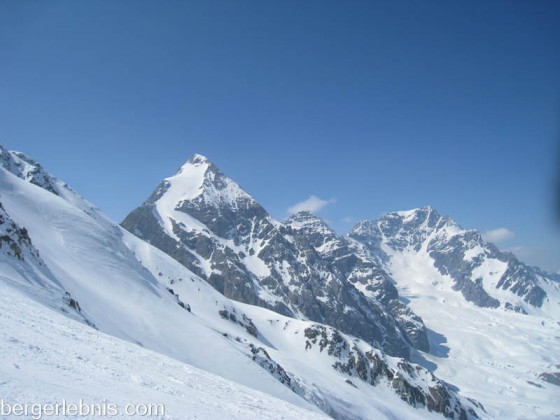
<box><xmin>122</xmin><ymin>154</ymin><xmax>427</xmax><ymax>359</ymax></box>
<box><xmin>350</xmin><ymin>207</ymin><xmax>560</xmax><ymax>417</ymax></box>
<box><xmin>0</xmin><ymin>285</ymin><xmax>328</xmax><ymax>420</ymax></box>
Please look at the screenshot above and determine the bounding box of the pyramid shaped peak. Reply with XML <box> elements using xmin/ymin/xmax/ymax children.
<box><xmin>150</xmin><ymin>152</ymin><xmax>261</xmax><ymax>211</ymax></box>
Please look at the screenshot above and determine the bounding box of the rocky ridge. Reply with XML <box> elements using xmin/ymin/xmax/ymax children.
<box><xmin>122</xmin><ymin>154</ymin><xmax>429</xmax><ymax>358</ymax></box>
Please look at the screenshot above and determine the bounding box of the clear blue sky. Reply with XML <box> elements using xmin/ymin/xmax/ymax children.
<box><xmin>1</xmin><ymin>1</ymin><xmax>559</xmax><ymax>271</ymax></box>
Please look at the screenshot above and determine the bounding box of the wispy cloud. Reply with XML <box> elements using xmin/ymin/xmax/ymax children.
<box><xmin>482</xmin><ymin>227</ymin><xmax>515</xmax><ymax>243</ymax></box>
<box><xmin>341</xmin><ymin>216</ymin><xmax>353</xmax><ymax>224</ymax></box>
<box><xmin>287</xmin><ymin>195</ymin><xmax>335</xmax><ymax>215</ymax></box>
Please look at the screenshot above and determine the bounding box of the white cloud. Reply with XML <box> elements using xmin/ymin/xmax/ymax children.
<box><xmin>482</xmin><ymin>227</ymin><xmax>515</xmax><ymax>243</ymax></box>
<box><xmin>287</xmin><ymin>195</ymin><xmax>335</xmax><ymax>215</ymax></box>
<box><xmin>341</xmin><ymin>216</ymin><xmax>353</xmax><ymax>224</ymax></box>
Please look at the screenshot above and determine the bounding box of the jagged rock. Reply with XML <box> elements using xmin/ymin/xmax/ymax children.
<box><xmin>539</xmin><ymin>372</ymin><xmax>560</xmax><ymax>386</ymax></box>
<box><xmin>0</xmin><ymin>146</ymin><xmax>61</xmax><ymax>196</ymax></box>
<box><xmin>122</xmin><ymin>155</ymin><xmax>430</xmax><ymax>358</ymax></box>
<box><xmin>286</xmin><ymin>211</ymin><xmax>429</xmax><ymax>352</ymax></box>
<box><xmin>302</xmin><ymin>322</ymin><xmax>481</xmax><ymax>419</ymax></box>
<box><xmin>350</xmin><ymin>207</ymin><xmax>556</xmax><ymax>312</ymax></box>
<box><xmin>218</xmin><ymin>307</ymin><xmax>260</xmax><ymax>338</ymax></box>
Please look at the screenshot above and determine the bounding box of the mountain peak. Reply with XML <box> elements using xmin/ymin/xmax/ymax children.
<box><xmin>139</xmin><ymin>152</ymin><xmax>261</xmax><ymax>224</ymax></box>
<box><xmin>0</xmin><ymin>145</ymin><xmax>62</xmax><ymax>196</ymax></box>
<box><xmin>394</xmin><ymin>206</ymin><xmax>439</xmax><ymax>221</ymax></box>
<box><xmin>188</xmin><ymin>153</ymin><xmax>210</xmax><ymax>166</ymax></box>
<box><xmin>287</xmin><ymin>210</ymin><xmax>323</xmax><ymax>223</ymax></box>
<box><xmin>350</xmin><ymin>206</ymin><xmax>465</xmax><ymax>246</ymax></box>
<box><xmin>174</xmin><ymin>153</ymin><xmax>214</xmax><ymax>177</ymax></box>
<box><xmin>285</xmin><ymin>211</ymin><xmax>334</xmax><ymax>234</ymax></box>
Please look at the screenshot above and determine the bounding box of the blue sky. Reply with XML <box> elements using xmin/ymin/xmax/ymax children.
<box><xmin>1</xmin><ymin>1</ymin><xmax>559</xmax><ymax>271</ymax></box>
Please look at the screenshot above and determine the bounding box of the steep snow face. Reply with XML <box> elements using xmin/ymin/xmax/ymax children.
<box><xmin>350</xmin><ymin>207</ymin><xmax>555</xmax><ymax>314</ymax></box>
<box><xmin>122</xmin><ymin>155</ymin><xmax>429</xmax><ymax>359</ymax></box>
<box><xmin>0</xmin><ymin>153</ymin><xmax>484</xmax><ymax>419</ymax></box>
<box><xmin>0</xmin><ymin>200</ymin><xmax>89</xmax><ymax>326</ymax></box>
<box><xmin>0</xmin><ymin>285</ymin><xmax>328</xmax><ymax>420</ymax></box>
<box><xmin>350</xmin><ymin>207</ymin><xmax>560</xmax><ymax>418</ymax></box>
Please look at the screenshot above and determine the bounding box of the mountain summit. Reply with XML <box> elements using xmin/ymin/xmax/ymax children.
<box><xmin>350</xmin><ymin>207</ymin><xmax>558</xmax><ymax>315</ymax></box>
<box><xmin>122</xmin><ymin>155</ymin><xmax>429</xmax><ymax>358</ymax></box>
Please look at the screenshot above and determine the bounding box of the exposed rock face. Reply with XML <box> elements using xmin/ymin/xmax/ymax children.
<box><xmin>538</xmin><ymin>372</ymin><xmax>560</xmax><ymax>386</ymax></box>
<box><xmin>0</xmin><ymin>199</ymin><xmax>90</xmax><ymax>325</ymax></box>
<box><xmin>286</xmin><ymin>211</ymin><xmax>429</xmax><ymax>352</ymax></box>
<box><xmin>122</xmin><ymin>155</ymin><xmax>428</xmax><ymax>358</ymax></box>
<box><xmin>0</xmin><ymin>146</ymin><xmax>61</xmax><ymax>196</ymax></box>
<box><xmin>350</xmin><ymin>207</ymin><xmax>555</xmax><ymax>313</ymax></box>
<box><xmin>0</xmin><ymin>201</ymin><xmax>39</xmax><ymax>262</ymax></box>
<box><xmin>301</xmin><ymin>324</ymin><xmax>482</xmax><ymax>419</ymax></box>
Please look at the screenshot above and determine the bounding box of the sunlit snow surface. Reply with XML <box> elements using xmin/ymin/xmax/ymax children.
<box><xmin>0</xmin><ymin>286</ymin><xmax>327</xmax><ymax>420</ymax></box>
<box><xmin>388</xmin><ymin>249</ymin><xmax>560</xmax><ymax>418</ymax></box>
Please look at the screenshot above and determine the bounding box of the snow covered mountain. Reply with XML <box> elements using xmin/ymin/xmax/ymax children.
<box><xmin>350</xmin><ymin>207</ymin><xmax>559</xmax><ymax>315</ymax></box>
<box><xmin>349</xmin><ymin>207</ymin><xmax>560</xmax><ymax>417</ymax></box>
<box><xmin>120</xmin><ymin>154</ymin><xmax>560</xmax><ymax>417</ymax></box>
<box><xmin>0</xmin><ymin>147</ymin><xmax>483</xmax><ymax>419</ymax></box>
<box><xmin>122</xmin><ymin>154</ymin><xmax>428</xmax><ymax>359</ymax></box>
<box><xmin>285</xmin><ymin>211</ymin><xmax>429</xmax><ymax>352</ymax></box>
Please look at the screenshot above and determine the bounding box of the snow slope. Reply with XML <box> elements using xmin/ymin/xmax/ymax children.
<box><xmin>0</xmin><ymin>285</ymin><xmax>327</xmax><ymax>420</ymax></box>
<box><xmin>0</xmin><ymin>160</ymin><xmax>318</xmax><ymax>412</ymax></box>
<box><xmin>389</xmin><ymin>249</ymin><xmax>560</xmax><ymax>418</ymax></box>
